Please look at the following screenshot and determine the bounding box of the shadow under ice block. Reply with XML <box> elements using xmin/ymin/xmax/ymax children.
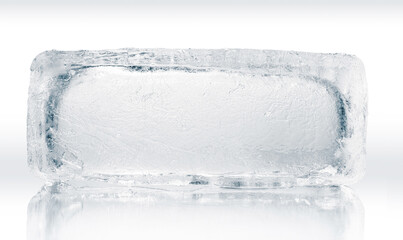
<box><xmin>27</xmin><ymin>49</ymin><xmax>367</xmax><ymax>187</ymax></box>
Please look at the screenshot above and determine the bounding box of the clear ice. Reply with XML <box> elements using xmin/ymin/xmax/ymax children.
<box><xmin>27</xmin><ymin>49</ymin><xmax>367</xmax><ymax>187</ymax></box>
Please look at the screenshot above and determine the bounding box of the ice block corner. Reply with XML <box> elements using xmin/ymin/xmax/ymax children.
<box><xmin>27</xmin><ymin>48</ymin><xmax>367</xmax><ymax>187</ymax></box>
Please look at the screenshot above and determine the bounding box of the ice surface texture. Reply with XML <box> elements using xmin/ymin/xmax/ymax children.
<box><xmin>27</xmin><ymin>49</ymin><xmax>367</xmax><ymax>187</ymax></box>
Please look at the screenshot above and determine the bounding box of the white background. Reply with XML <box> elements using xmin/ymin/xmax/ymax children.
<box><xmin>0</xmin><ymin>1</ymin><xmax>402</xmax><ymax>239</ymax></box>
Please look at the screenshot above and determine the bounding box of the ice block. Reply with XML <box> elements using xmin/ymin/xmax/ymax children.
<box><xmin>27</xmin><ymin>49</ymin><xmax>367</xmax><ymax>187</ymax></box>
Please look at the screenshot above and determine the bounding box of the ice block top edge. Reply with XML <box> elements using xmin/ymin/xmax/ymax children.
<box><xmin>31</xmin><ymin>48</ymin><xmax>364</xmax><ymax>78</ymax></box>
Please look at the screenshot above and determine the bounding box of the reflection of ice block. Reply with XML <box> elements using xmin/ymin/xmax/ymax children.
<box><xmin>27</xmin><ymin>49</ymin><xmax>367</xmax><ymax>186</ymax></box>
<box><xmin>27</xmin><ymin>184</ymin><xmax>364</xmax><ymax>240</ymax></box>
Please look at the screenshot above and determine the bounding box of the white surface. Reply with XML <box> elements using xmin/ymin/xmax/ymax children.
<box><xmin>26</xmin><ymin>186</ymin><xmax>364</xmax><ymax>240</ymax></box>
<box><xmin>0</xmin><ymin>2</ymin><xmax>402</xmax><ymax>239</ymax></box>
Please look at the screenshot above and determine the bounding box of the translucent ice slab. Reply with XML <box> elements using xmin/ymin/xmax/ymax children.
<box><xmin>27</xmin><ymin>184</ymin><xmax>363</xmax><ymax>240</ymax></box>
<box><xmin>27</xmin><ymin>49</ymin><xmax>367</xmax><ymax>187</ymax></box>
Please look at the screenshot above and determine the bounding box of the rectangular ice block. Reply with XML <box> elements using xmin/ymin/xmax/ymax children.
<box><xmin>27</xmin><ymin>49</ymin><xmax>367</xmax><ymax>187</ymax></box>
